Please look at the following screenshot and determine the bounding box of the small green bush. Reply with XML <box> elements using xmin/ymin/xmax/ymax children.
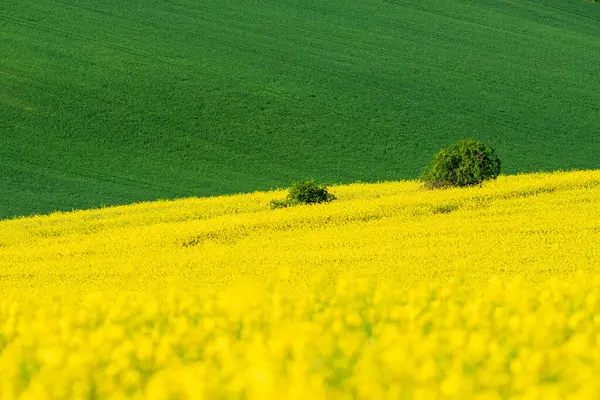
<box><xmin>421</xmin><ymin>139</ymin><xmax>501</xmax><ymax>188</ymax></box>
<box><xmin>270</xmin><ymin>179</ymin><xmax>336</xmax><ymax>209</ymax></box>
<box><xmin>269</xmin><ymin>199</ymin><xmax>289</xmax><ymax>209</ymax></box>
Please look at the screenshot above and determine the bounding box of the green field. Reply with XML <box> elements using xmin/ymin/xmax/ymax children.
<box><xmin>2</xmin><ymin>0</ymin><xmax>600</xmax><ymax>219</ymax></box>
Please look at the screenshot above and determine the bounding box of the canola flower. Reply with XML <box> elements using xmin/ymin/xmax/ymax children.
<box><xmin>1</xmin><ymin>170</ymin><xmax>600</xmax><ymax>399</ymax></box>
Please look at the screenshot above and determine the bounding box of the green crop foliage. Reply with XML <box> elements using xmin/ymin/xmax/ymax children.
<box><xmin>2</xmin><ymin>0</ymin><xmax>600</xmax><ymax>218</ymax></box>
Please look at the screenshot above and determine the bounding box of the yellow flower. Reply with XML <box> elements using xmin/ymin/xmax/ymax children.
<box><xmin>1</xmin><ymin>170</ymin><xmax>600</xmax><ymax>397</ymax></box>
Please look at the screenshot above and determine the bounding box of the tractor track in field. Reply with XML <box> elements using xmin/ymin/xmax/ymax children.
<box><xmin>0</xmin><ymin>14</ymin><xmax>170</xmax><ymax>66</ymax></box>
<box><xmin>3</xmin><ymin>153</ymin><xmax>195</xmax><ymax>197</ymax></box>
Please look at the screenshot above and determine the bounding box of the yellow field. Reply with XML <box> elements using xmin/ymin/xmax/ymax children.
<box><xmin>2</xmin><ymin>170</ymin><xmax>600</xmax><ymax>399</ymax></box>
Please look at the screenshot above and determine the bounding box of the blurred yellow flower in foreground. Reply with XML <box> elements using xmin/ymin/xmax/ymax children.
<box><xmin>1</xmin><ymin>170</ymin><xmax>600</xmax><ymax>398</ymax></box>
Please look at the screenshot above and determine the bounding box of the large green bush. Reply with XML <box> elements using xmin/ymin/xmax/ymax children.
<box><xmin>421</xmin><ymin>139</ymin><xmax>501</xmax><ymax>188</ymax></box>
<box><xmin>270</xmin><ymin>179</ymin><xmax>336</xmax><ymax>209</ymax></box>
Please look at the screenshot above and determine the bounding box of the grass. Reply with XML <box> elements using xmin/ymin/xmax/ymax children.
<box><xmin>2</xmin><ymin>0</ymin><xmax>600</xmax><ymax>219</ymax></box>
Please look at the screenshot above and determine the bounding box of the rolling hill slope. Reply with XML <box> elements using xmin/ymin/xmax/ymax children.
<box><xmin>2</xmin><ymin>0</ymin><xmax>600</xmax><ymax>219</ymax></box>
<box><xmin>2</xmin><ymin>171</ymin><xmax>600</xmax><ymax>396</ymax></box>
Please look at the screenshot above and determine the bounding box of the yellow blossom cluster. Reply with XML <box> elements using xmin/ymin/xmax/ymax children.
<box><xmin>1</xmin><ymin>170</ymin><xmax>600</xmax><ymax>399</ymax></box>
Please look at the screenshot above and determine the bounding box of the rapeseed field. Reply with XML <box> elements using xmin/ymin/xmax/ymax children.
<box><xmin>2</xmin><ymin>170</ymin><xmax>600</xmax><ymax>399</ymax></box>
